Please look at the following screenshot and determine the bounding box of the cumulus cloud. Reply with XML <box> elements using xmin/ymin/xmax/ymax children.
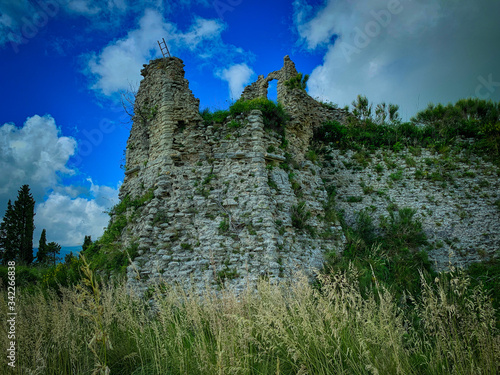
<box><xmin>35</xmin><ymin>180</ymin><xmax>119</xmax><ymax>247</ymax></box>
<box><xmin>216</xmin><ymin>63</ymin><xmax>254</xmax><ymax>99</ymax></box>
<box><xmin>85</xmin><ymin>9</ymin><xmax>226</xmax><ymax>96</ymax></box>
<box><xmin>0</xmin><ymin>115</ymin><xmax>119</xmax><ymax>247</ymax></box>
<box><xmin>294</xmin><ymin>0</ymin><xmax>500</xmax><ymax>120</ymax></box>
<box><xmin>0</xmin><ymin>115</ymin><xmax>76</xmax><ymax>201</ymax></box>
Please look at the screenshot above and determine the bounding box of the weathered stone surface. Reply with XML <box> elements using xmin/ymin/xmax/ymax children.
<box><xmin>241</xmin><ymin>55</ymin><xmax>349</xmax><ymax>160</ymax></box>
<box><xmin>108</xmin><ymin>54</ymin><xmax>499</xmax><ymax>297</ymax></box>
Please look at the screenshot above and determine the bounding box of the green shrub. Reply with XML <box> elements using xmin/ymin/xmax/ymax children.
<box><xmin>291</xmin><ymin>201</ymin><xmax>311</xmax><ymax>232</ymax></box>
<box><xmin>229</xmin><ymin>98</ymin><xmax>289</xmax><ymax>135</ymax></box>
<box><xmin>380</xmin><ymin>208</ymin><xmax>427</xmax><ymax>250</ymax></box>
<box><xmin>227</xmin><ymin>119</ymin><xmax>241</xmax><ymax>129</ymax></box>
<box><xmin>200</xmin><ymin>108</ymin><xmax>230</xmax><ymax>126</ymax></box>
<box><xmin>315</xmin><ymin>97</ymin><xmax>500</xmax><ymax>160</ymax></box>
<box><xmin>389</xmin><ymin>169</ymin><xmax>403</xmax><ymax>181</ymax></box>
<box><xmin>218</xmin><ymin>219</ymin><xmax>229</xmax><ymax>234</ymax></box>
<box><xmin>283</xmin><ymin>72</ymin><xmax>309</xmax><ymax>91</ymax></box>
<box><xmin>346</xmin><ymin>196</ymin><xmax>363</xmax><ymax>203</ymax></box>
<box><xmin>325</xmin><ymin>206</ymin><xmax>433</xmax><ymax>299</ymax></box>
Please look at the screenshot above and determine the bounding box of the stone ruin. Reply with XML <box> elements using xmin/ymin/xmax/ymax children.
<box><xmin>116</xmin><ymin>55</ymin><xmax>347</xmax><ymax>295</ymax></box>
<box><xmin>108</xmin><ymin>54</ymin><xmax>500</xmax><ymax>296</ymax></box>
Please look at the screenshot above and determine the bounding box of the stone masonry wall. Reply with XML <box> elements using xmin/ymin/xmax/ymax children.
<box><xmin>320</xmin><ymin>145</ymin><xmax>500</xmax><ymax>270</ymax></box>
<box><xmin>114</xmin><ymin>56</ymin><xmax>346</xmax><ymax>296</ymax></box>
<box><xmin>110</xmin><ymin>54</ymin><xmax>499</xmax><ymax>296</ymax></box>
<box><xmin>241</xmin><ymin>56</ymin><xmax>349</xmax><ymax>161</ymax></box>
<box><xmin>121</xmin><ymin>110</ymin><xmax>345</xmax><ymax>295</ymax></box>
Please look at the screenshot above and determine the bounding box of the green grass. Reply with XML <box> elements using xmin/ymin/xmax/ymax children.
<box><xmin>1</xmin><ymin>262</ymin><xmax>498</xmax><ymax>375</ymax></box>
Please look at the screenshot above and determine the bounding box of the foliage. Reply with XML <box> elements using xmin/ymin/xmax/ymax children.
<box><xmin>46</xmin><ymin>241</ymin><xmax>62</xmax><ymax>266</ymax></box>
<box><xmin>351</xmin><ymin>94</ymin><xmax>373</xmax><ymax>121</ymax></box>
<box><xmin>200</xmin><ymin>108</ymin><xmax>230</xmax><ymax>126</ymax></box>
<box><xmin>0</xmin><ymin>185</ymin><xmax>35</xmax><ymax>265</ymax></box>
<box><xmin>0</xmin><ymin>200</ymin><xmax>18</xmax><ymax>265</ymax></box>
<box><xmin>36</xmin><ymin>229</ymin><xmax>48</xmax><ymax>264</ymax></box>
<box><xmin>325</xmin><ymin>207</ymin><xmax>432</xmax><ymax>298</ymax></box>
<box><xmin>109</xmin><ymin>189</ymin><xmax>154</xmax><ymax>217</ymax></box>
<box><xmin>284</xmin><ymin>72</ymin><xmax>309</xmax><ymax>91</ymax></box>
<box><xmin>291</xmin><ymin>201</ymin><xmax>314</xmax><ymax>235</ymax></box>
<box><xmin>380</xmin><ymin>208</ymin><xmax>428</xmax><ymax>250</ymax></box>
<box><xmin>80</xmin><ymin>190</ymin><xmax>153</xmax><ymax>277</ymax></box>
<box><xmin>229</xmin><ymin>97</ymin><xmax>290</xmax><ymax>135</ymax></box>
<box><xmin>346</xmin><ymin>196</ymin><xmax>363</xmax><ymax>203</ymax></box>
<box><xmin>411</xmin><ymin>98</ymin><xmax>500</xmax><ymax>154</ymax></box>
<box><xmin>218</xmin><ymin>219</ymin><xmax>229</xmax><ymax>234</ymax></box>
<box><xmin>465</xmin><ymin>255</ymin><xmax>500</xmax><ymax>314</ymax></box>
<box><xmin>314</xmin><ymin>97</ymin><xmax>500</xmax><ymax>159</ymax></box>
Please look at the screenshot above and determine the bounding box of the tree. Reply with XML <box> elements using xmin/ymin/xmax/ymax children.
<box><xmin>37</xmin><ymin>229</ymin><xmax>49</xmax><ymax>264</ymax></box>
<box><xmin>0</xmin><ymin>200</ymin><xmax>20</xmax><ymax>264</ymax></box>
<box><xmin>82</xmin><ymin>235</ymin><xmax>93</xmax><ymax>252</ymax></box>
<box><xmin>14</xmin><ymin>185</ymin><xmax>36</xmax><ymax>265</ymax></box>
<box><xmin>65</xmin><ymin>251</ymin><xmax>76</xmax><ymax>264</ymax></box>
<box><xmin>352</xmin><ymin>95</ymin><xmax>372</xmax><ymax>121</ymax></box>
<box><xmin>46</xmin><ymin>242</ymin><xmax>61</xmax><ymax>266</ymax></box>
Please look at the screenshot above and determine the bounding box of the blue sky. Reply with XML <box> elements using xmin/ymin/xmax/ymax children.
<box><xmin>1</xmin><ymin>0</ymin><xmax>499</xmax><ymax>250</ymax></box>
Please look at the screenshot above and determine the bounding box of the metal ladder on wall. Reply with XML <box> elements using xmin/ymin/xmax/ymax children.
<box><xmin>157</xmin><ymin>38</ymin><xmax>171</xmax><ymax>58</ymax></box>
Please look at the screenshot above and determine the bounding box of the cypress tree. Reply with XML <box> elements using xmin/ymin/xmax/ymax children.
<box><xmin>14</xmin><ymin>185</ymin><xmax>36</xmax><ymax>265</ymax></box>
<box><xmin>82</xmin><ymin>235</ymin><xmax>93</xmax><ymax>252</ymax></box>
<box><xmin>0</xmin><ymin>200</ymin><xmax>20</xmax><ymax>264</ymax></box>
<box><xmin>37</xmin><ymin>229</ymin><xmax>48</xmax><ymax>264</ymax></box>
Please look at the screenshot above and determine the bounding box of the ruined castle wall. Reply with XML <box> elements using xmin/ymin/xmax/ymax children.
<box><xmin>109</xmin><ymin>54</ymin><xmax>499</xmax><ymax>297</ymax></box>
<box><xmin>120</xmin><ymin>110</ymin><xmax>344</xmax><ymax>295</ymax></box>
<box><xmin>320</xmin><ymin>145</ymin><xmax>500</xmax><ymax>271</ymax></box>
<box><xmin>120</xmin><ymin>57</ymin><xmax>202</xmax><ymax>201</ymax></box>
<box><xmin>240</xmin><ymin>56</ymin><xmax>349</xmax><ymax>161</ymax></box>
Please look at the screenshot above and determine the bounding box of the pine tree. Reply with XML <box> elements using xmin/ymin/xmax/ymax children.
<box><xmin>46</xmin><ymin>242</ymin><xmax>61</xmax><ymax>266</ymax></box>
<box><xmin>37</xmin><ymin>229</ymin><xmax>49</xmax><ymax>264</ymax></box>
<box><xmin>14</xmin><ymin>185</ymin><xmax>36</xmax><ymax>265</ymax></box>
<box><xmin>0</xmin><ymin>200</ymin><xmax>20</xmax><ymax>264</ymax></box>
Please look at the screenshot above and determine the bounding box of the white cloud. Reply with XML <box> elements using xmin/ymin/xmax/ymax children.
<box><xmin>0</xmin><ymin>115</ymin><xmax>76</xmax><ymax>200</ymax></box>
<box><xmin>85</xmin><ymin>9</ymin><xmax>226</xmax><ymax>96</ymax></box>
<box><xmin>0</xmin><ymin>115</ymin><xmax>120</xmax><ymax>247</ymax></box>
<box><xmin>66</xmin><ymin>0</ymin><xmax>100</xmax><ymax>15</ymax></box>
<box><xmin>35</xmin><ymin>183</ymin><xmax>119</xmax><ymax>246</ymax></box>
<box><xmin>216</xmin><ymin>63</ymin><xmax>254</xmax><ymax>99</ymax></box>
<box><xmin>294</xmin><ymin>0</ymin><xmax>500</xmax><ymax>120</ymax></box>
<box><xmin>177</xmin><ymin>18</ymin><xmax>223</xmax><ymax>50</ymax></box>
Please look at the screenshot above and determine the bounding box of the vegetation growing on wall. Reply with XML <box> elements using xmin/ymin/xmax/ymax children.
<box><xmin>200</xmin><ymin>98</ymin><xmax>290</xmax><ymax>137</ymax></box>
<box><xmin>314</xmin><ymin>97</ymin><xmax>500</xmax><ymax>160</ymax></box>
<box><xmin>200</xmin><ymin>108</ymin><xmax>230</xmax><ymax>126</ymax></box>
<box><xmin>230</xmin><ymin>97</ymin><xmax>290</xmax><ymax>134</ymax></box>
<box><xmin>324</xmin><ymin>206</ymin><xmax>433</xmax><ymax>299</ymax></box>
<box><xmin>284</xmin><ymin>72</ymin><xmax>309</xmax><ymax>91</ymax></box>
<box><xmin>79</xmin><ymin>189</ymin><xmax>153</xmax><ymax>276</ymax></box>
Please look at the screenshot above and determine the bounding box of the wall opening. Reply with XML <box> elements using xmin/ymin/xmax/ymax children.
<box><xmin>267</xmin><ymin>79</ymin><xmax>278</xmax><ymax>102</ymax></box>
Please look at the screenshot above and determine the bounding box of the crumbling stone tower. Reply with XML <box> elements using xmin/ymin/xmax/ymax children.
<box><xmin>241</xmin><ymin>55</ymin><xmax>348</xmax><ymax>160</ymax></box>
<box><xmin>121</xmin><ymin>57</ymin><xmax>202</xmax><ymax>200</ymax></box>
<box><xmin>114</xmin><ymin>56</ymin><xmax>345</xmax><ymax>296</ymax></box>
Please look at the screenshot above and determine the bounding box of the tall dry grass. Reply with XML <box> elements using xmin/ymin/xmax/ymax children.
<box><xmin>1</xmin><ymin>265</ymin><xmax>498</xmax><ymax>374</ymax></box>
